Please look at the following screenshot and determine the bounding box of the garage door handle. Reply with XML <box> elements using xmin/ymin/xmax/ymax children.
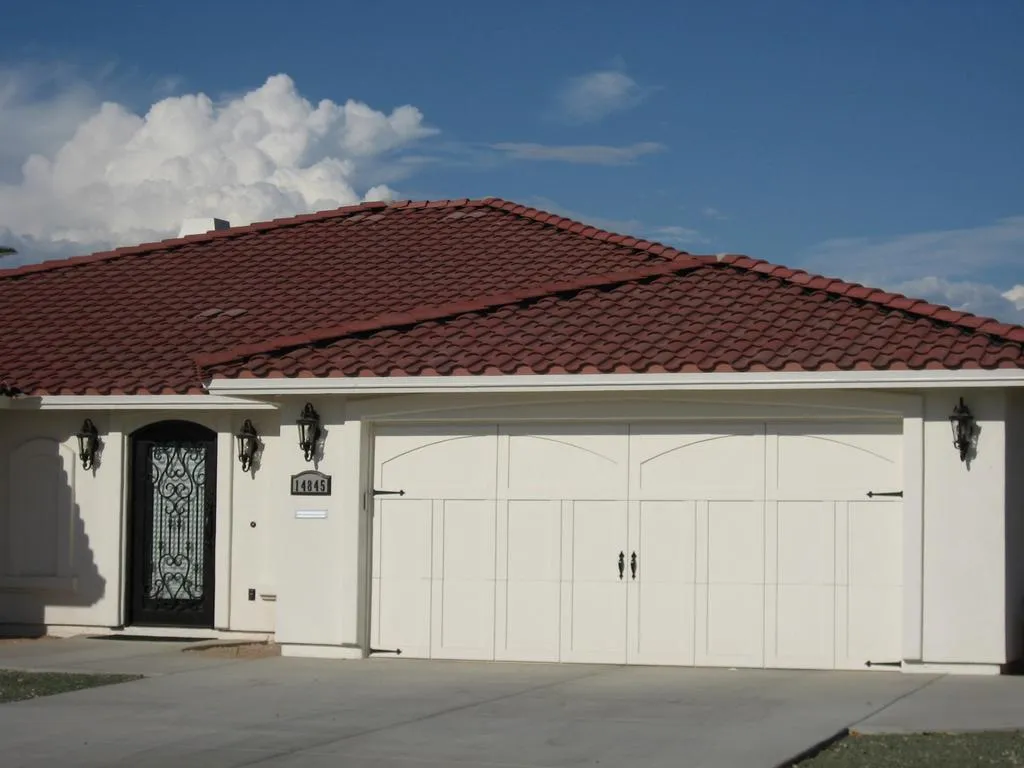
<box><xmin>630</xmin><ymin>552</ymin><xmax>637</xmax><ymax>580</ymax></box>
<box><xmin>617</xmin><ymin>552</ymin><xmax>625</xmax><ymax>580</ymax></box>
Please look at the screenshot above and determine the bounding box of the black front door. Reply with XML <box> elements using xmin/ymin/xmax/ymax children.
<box><xmin>128</xmin><ymin>421</ymin><xmax>217</xmax><ymax>627</ymax></box>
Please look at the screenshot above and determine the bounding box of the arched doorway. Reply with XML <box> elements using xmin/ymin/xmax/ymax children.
<box><xmin>127</xmin><ymin>421</ymin><xmax>217</xmax><ymax>627</ymax></box>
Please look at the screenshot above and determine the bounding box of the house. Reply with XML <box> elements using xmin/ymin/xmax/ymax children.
<box><xmin>1</xmin><ymin>197</ymin><xmax>1022</xmax><ymax>674</ymax></box>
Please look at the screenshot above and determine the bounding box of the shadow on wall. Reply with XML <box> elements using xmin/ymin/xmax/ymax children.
<box><xmin>0</xmin><ymin>419</ymin><xmax>105</xmax><ymax>636</ymax></box>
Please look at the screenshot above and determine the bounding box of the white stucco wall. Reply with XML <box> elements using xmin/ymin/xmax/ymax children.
<box><xmin>920</xmin><ymin>389</ymin><xmax>1009</xmax><ymax>665</ymax></box>
<box><xmin>0</xmin><ymin>408</ymin><xmax>276</xmax><ymax>634</ymax></box>
<box><xmin>1005</xmin><ymin>390</ymin><xmax>1024</xmax><ymax>663</ymax></box>
<box><xmin>0</xmin><ymin>411</ymin><xmax>124</xmax><ymax>628</ymax></box>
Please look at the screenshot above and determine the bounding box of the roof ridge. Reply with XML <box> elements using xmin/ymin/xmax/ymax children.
<box><xmin>194</xmin><ymin>256</ymin><xmax>706</xmax><ymax>372</ymax></box>
<box><xmin>716</xmin><ymin>254</ymin><xmax>1024</xmax><ymax>344</ymax></box>
<box><xmin>475</xmin><ymin>197</ymin><xmax>688</xmax><ymax>261</ymax></box>
<box><xmin>0</xmin><ymin>196</ymin><xmax>687</xmax><ymax>281</ymax></box>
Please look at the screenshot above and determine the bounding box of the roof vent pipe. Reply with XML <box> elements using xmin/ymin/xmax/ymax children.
<box><xmin>178</xmin><ymin>218</ymin><xmax>230</xmax><ymax>238</ymax></box>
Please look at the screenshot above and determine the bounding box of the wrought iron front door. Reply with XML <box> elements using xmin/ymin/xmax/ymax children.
<box><xmin>128</xmin><ymin>421</ymin><xmax>217</xmax><ymax>627</ymax></box>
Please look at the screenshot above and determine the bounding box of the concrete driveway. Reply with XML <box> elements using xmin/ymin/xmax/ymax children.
<box><xmin>0</xmin><ymin>638</ymin><xmax>950</xmax><ymax>767</ymax></box>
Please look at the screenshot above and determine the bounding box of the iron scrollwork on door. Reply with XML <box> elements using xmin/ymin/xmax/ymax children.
<box><xmin>145</xmin><ymin>443</ymin><xmax>210</xmax><ymax>612</ymax></box>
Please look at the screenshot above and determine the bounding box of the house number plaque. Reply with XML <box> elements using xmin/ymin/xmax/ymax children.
<box><xmin>290</xmin><ymin>470</ymin><xmax>332</xmax><ymax>496</ymax></box>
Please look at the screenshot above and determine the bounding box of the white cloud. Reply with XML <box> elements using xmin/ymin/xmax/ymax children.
<box><xmin>701</xmin><ymin>206</ymin><xmax>727</xmax><ymax>221</ymax></box>
<box><xmin>0</xmin><ymin>73</ymin><xmax>437</xmax><ymax>258</ymax></box>
<box><xmin>555</xmin><ymin>68</ymin><xmax>654</xmax><ymax>123</ymax></box>
<box><xmin>799</xmin><ymin>217</ymin><xmax>1024</xmax><ymax>323</ymax></box>
<box><xmin>491</xmin><ymin>141</ymin><xmax>664</xmax><ymax>165</ymax></box>
<box><xmin>648</xmin><ymin>225</ymin><xmax>709</xmax><ymax>246</ymax></box>
<box><xmin>1004</xmin><ymin>284</ymin><xmax>1024</xmax><ymax>308</ymax></box>
<box><xmin>0</xmin><ymin>64</ymin><xmax>102</xmax><ymax>180</ymax></box>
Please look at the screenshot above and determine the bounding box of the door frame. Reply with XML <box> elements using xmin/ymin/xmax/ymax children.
<box><xmin>126</xmin><ymin>419</ymin><xmax>219</xmax><ymax>628</ymax></box>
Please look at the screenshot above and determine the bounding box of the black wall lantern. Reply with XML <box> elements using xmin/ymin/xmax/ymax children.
<box><xmin>949</xmin><ymin>397</ymin><xmax>975</xmax><ymax>463</ymax></box>
<box><xmin>235</xmin><ymin>419</ymin><xmax>259</xmax><ymax>472</ymax></box>
<box><xmin>75</xmin><ymin>418</ymin><xmax>100</xmax><ymax>470</ymax></box>
<box><xmin>296</xmin><ymin>402</ymin><xmax>322</xmax><ymax>462</ymax></box>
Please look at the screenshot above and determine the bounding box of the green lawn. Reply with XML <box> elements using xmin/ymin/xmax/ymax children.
<box><xmin>797</xmin><ymin>731</ymin><xmax>1024</xmax><ymax>767</ymax></box>
<box><xmin>0</xmin><ymin>670</ymin><xmax>141</xmax><ymax>703</ymax></box>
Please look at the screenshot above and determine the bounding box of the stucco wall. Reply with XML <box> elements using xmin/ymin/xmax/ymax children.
<box><xmin>0</xmin><ymin>408</ymin><xmax>276</xmax><ymax>634</ymax></box>
<box><xmin>1005</xmin><ymin>390</ymin><xmax>1024</xmax><ymax>663</ymax></box>
<box><xmin>0</xmin><ymin>410</ymin><xmax>123</xmax><ymax>628</ymax></box>
<box><xmin>921</xmin><ymin>389</ymin><xmax>1009</xmax><ymax>664</ymax></box>
<box><xmin>272</xmin><ymin>398</ymin><xmax>367</xmax><ymax>653</ymax></box>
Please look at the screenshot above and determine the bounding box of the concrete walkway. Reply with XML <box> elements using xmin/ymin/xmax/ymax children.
<box><xmin>0</xmin><ymin>638</ymin><xmax>1021</xmax><ymax>767</ymax></box>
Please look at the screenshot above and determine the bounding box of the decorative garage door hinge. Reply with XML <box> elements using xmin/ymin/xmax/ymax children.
<box><xmin>866</xmin><ymin>490</ymin><xmax>903</xmax><ymax>498</ymax></box>
<box><xmin>865</xmin><ymin>660</ymin><xmax>902</xmax><ymax>668</ymax></box>
<box><xmin>369</xmin><ymin>647</ymin><xmax>403</xmax><ymax>655</ymax></box>
<box><xmin>372</xmin><ymin>488</ymin><xmax>406</xmax><ymax>496</ymax></box>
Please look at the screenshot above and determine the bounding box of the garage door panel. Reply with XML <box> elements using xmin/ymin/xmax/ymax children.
<box><xmin>497</xmin><ymin>500</ymin><xmax>561</xmax><ymax>662</ymax></box>
<box><xmin>499</xmin><ymin>581</ymin><xmax>561</xmax><ymax>662</ymax></box>
<box><xmin>634</xmin><ymin>581</ymin><xmax>696</xmax><ymax>664</ymax></box>
<box><xmin>848</xmin><ymin>502</ymin><xmax>903</xmax><ymax>587</ymax></box>
<box><xmin>567</xmin><ymin>581</ymin><xmax>627</xmax><ymax>661</ymax></box>
<box><xmin>376</xmin><ymin>499</ymin><xmax>432</xmax><ymax>579</ymax></box>
<box><xmin>437</xmin><ymin>581</ymin><xmax>494</xmax><ymax>659</ymax></box>
<box><xmin>707</xmin><ymin>501</ymin><xmax>764</xmax><ymax>584</ymax></box>
<box><xmin>372</xmin><ymin>499</ymin><xmax>432</xmax><ymax>657</ymax></box>
<box><xmin>843</xmin><ymin>586</ymin><xmax>902</xmax><ymax>666</ymax></box>
<box><xmin>441</xmin><ymin>500</ymin><xmax>495</xmax><ymax>580</ymax></box>
<box><xmin>377</xmin><ymin>426</ymin><xmax>497</xmax><ymax>499</ymax></box>
<box><xmin>772</xmin><ymin>422</ymin><xmax>901</xmax><ymax>500</ymax></box>
<box><xmin>777</xmin><ymin>502</ymin><xmax>835</xmax><ymax>586</ymax></box>
<box><xmin>699</xmin><ymin>584</ymin><xmax>765</xmax><ymax>667</ymax></box>
<box><xmin>504</xmin><ymin>425</ymin><xmax>627</xmax><ymax>499</ymax></box>
<box><xmin>432</xmin><ymin>500</ymin><xmax>495</xmax><ymax>659</ymax></box>
<box><xmin>629</xmin><ymin>501</ymin><xmax>698</xmax><ymax>665</ymax></box>
<box><xmin>563</xmin><ymin>501</ymin><xmax>628</xmax><ymax>663</ymax></box>
<box><xmin>632</xmin><ymin>425</ymin><xmax>764</xmax><ymax>499</ymax></box>
<box><xmin>771</xmin><ymin>585</ymin><xmax>835</xmax><ymax>668</ymax></box>
<box><xmin>505</xmin><ymin>501</ymin><xmax>561</xmax><ymax>581</ymax></box>
<box><xmin>376</xmin><ymin>579</ymin><xmax>431</xmax><ymax>658</ymax></box>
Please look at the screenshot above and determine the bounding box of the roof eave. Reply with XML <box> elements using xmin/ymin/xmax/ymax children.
<box><xmin>205</xmin><ymin>368</ymin><xmax>1024</xmax><ymax>396</ymax></box>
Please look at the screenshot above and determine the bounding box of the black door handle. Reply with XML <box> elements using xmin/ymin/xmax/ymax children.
<box><xmin>617</xmin><ymin>551</ymin><xmax>625</xmax><ymax>580</ymax></box>
<box><xmin>630</xmin><ymin>552</ymin><xmax>637</xmax><ymax>580</ymax></box>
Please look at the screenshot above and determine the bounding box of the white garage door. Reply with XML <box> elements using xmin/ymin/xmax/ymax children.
<box><xmin>371</xmin><ymin>421</ymin><xmax>903</xmax><ymax>670</ymax></box>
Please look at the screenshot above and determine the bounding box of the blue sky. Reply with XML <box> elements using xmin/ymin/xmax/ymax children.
<box><xmin>2</xmin><ymin>0</ymin><xmax>1023</xmax><ymax>319</ymax></box>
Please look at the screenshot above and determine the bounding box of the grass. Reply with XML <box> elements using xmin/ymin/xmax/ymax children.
<box><xmin>0</xmin><ymin>669</ymin><xmax>141</xmax><ymax>703</ymax></box>
<box><xmin>797</xmin><ymin>731</ymin><xmax>1024</xmax><ymax>767</ymax></box>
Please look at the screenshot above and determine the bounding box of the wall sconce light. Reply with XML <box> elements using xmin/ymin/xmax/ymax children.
<box><xmin>76</xmin><ymin>418</ymin><xmax>100</xmax><ymax>470</ymax></box>
<box><xmin>949</xmin><ymin>397</ymin><xmax>975</xmax><ymax>463</ymax></box>
<box><xmin>296</xmin><ymin>402</ymin><xmax>321</xmax><ymax>462</ymax></box>
<box><xmin>235</xmin><ymin>419</ymin><xmax>259</xmax><ymax>472</ymax></box>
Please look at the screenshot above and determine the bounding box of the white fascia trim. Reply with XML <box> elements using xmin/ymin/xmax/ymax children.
<box><xmin>17</xmin><ymin>395</ymin><xmax>279</xmax><ymax>411</ymax></box>
<box><xmin>207</xmin><ymin>369</ymin><xmax>1024</xmax><ymax>396</ymax></box>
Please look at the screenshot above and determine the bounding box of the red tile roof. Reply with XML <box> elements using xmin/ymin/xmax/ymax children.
<box><xmin>1</xmin><ymin>197</ymin><xmax>1022</xmax><ymax>395</ymax></box>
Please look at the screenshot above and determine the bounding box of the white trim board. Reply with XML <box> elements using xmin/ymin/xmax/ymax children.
<box><xmin>208</xmin><ymin>369</ymin><xmax>1024</xmax><ymax>396</ymax></box>
<box><xmin>14</xmin><ymin>395</ymin><xmax>279</xmax><ymax>411</ymax></box>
